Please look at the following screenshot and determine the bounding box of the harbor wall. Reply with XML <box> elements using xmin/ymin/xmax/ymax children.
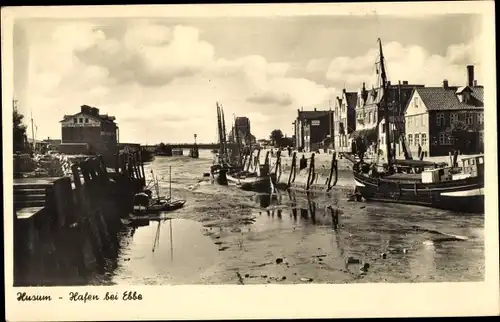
<box><xmin>13</xmin><ymin>152</ymin><xmax>146</xmax><ymax>286</ymax></box>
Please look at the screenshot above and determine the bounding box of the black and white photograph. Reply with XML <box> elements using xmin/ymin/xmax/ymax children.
<box><xmin>3</xmin><ymin>2</ymin><xmax>499</xmax><ymax>320</ymax></box>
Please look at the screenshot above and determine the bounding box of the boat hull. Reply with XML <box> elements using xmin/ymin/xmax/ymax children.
<box><xmin>133</xmin><ymin>199</ymin><xmax>186</xmax><ymax>215</ymax></box>
<box><xmin>227</xmin><ymin>173</ymin><xmax>276</xmax><ymax>192</ymax></box>
<box><xmin>353</xmin><ymin>172</ymin><xmax>484</xmax><ymax>213</ymax></box>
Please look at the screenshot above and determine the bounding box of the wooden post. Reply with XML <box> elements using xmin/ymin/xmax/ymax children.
<box><xmin>120</xmin><ymin>153</ymin><xmax>127</xmax><ymax>175</ymax></box>
<box><xmin>287</xmin><ymin>152</ymin><xmax>296</xmax><ymax>187</ymax></box>
<box><xmin>52</xmin><ymin>177</ymin><xmax>74</xmax><ymax>228</ymax></box>
<box><xmin>97</xmin><ymin>154</ymin><xmax>109</xmax><ymax>183</ymax></box>
<box><xmin>71</xmin><ymin>164</ymin><xmax>82</xmax><ymax>189</ymax></box>
<box><xmin>80</xmin><ymin>160</ymin><xmax>92</xmax><ymax>186</ymax></box>
<box><xmin>115</xmin><ymin>152</ymin><xmax>120</xmax><ymax>174</ymax></box>
<box><xmin>306</xmin><ymin>153</ymin><xmax>315</xmax><ymax>190</ymax></box>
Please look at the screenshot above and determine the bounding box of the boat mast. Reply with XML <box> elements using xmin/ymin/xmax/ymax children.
<box><xmin>233</xmin><ymin>114</ymin><xmax>242</xmax><ymax>167</ymax></box>
<box><xmin>169</xmin><ymin>166</ymin><xmax>172</xmax><ymax>200</ymax></box>
<box><xmin>378</xmin><ymin>38</ymin><xmax>392</xmax><ymax>166</ymax></box>
<box><xmin>220</xmin><ymin>106</ymin><xmax>228</xmax><ymax>162</ymax></box>
<box><xmin>30</xmin><ymin>109</ymin><xmax>36</xmax><ymax>152</ymax></box>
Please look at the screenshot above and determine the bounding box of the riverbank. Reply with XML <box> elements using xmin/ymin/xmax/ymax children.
<box><xmin>102</xmin><ymin>154</ymin><xmax>484</xmax><ymax>285</ymax></box>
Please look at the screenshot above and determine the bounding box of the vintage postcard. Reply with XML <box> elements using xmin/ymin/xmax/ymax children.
<box><xmin>2</xmin><ymin>2</ymin><xmax>499</xmax><ymax>321</ymax></box>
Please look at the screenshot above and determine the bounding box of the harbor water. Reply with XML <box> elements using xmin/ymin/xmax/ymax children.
<box><xmin>95</xmin><ymin>149</ymin><xmax>484</xmax><ymax>285</ymax></box>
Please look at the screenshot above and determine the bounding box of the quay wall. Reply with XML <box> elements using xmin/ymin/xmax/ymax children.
<box><xmin>13</xmin><ymin>152</ymin><xmax>146</xmax><ymax>286</ymax></box>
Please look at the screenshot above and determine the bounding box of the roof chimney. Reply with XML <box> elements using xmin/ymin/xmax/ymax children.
<box><xmin>387</xmin><ymin>81</ymin><xmax>391</xmax><ymax>86</ymax></box>
<box><xmin>467</xmin><ymin>65</ymin><xmax>474</xmax><ymax>87</ymax></box>
<box><xmin>81</xmin><ymin>105</ymin><xmax>91</xmax><ymax>114</ymax></box>
<box><xmin>314</xmin><ymin>108</ymin><xmax>317</xmax><ymax>112</ymax></box>
<box><xmin>402</xmin><ymin>80</ymin><xmax>408</xmax><ymax>85</ymax></box>
<box><xmin>473</xmin><ymin>80</ymin><xmax>478</xmax><ymax>87</ymax></box>
<box><xmin>443</xmin><ymin>79</ymin><xmax>449</xmax><ymax>89</ymax></box>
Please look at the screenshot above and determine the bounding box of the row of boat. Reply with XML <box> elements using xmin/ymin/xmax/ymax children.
<box><xmin>209</xmin><ymin>39</ymin><xmax>485</xmax><ymax>214</ymax></box>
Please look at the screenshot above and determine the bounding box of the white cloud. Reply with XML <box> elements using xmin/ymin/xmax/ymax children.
<box><xmin>17</xmin><ymin>19</ymin><xmax>484</xmax><ymax>143</ymax></box>
<box><xmin>324</xmin><ymin>36</ymin><xmax>484</xmax><ymax>90</ymax></box>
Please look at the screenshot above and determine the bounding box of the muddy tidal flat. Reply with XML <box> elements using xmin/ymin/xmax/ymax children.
<box><xmin>93</xmin><ymin>149</ymin><xmax>484</xmax><ymax>285</ymax></box>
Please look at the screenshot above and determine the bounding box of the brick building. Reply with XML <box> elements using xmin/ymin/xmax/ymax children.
<box><xmin>404</xmin><ymin>65</ymin><xmax>484</xmax><ymax>157</ymax></box>
<box><xmin>59</xmin><ymin>105</ymin><xmax>119</xmax><ymax>155</ymax></box>
<box><xmin>294</xmin><ymin>108</ymin><xmax>334</xmax><ymax>152</ymax></box>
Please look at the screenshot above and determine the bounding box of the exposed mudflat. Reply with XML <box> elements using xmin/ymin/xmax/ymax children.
<box><xmin>97</xmin><ymin>149</ymin><xmax>484</xmax><ymax>285</ymax></box>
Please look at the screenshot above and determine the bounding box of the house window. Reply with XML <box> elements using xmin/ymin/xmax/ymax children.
<box><xmin>408</xmin><ymin>134</ymin><xmax>413</xmax><ymax>146</ymax></box>
<box><xmin>439</xmin><ymin>133</ymin><xmax>446</xmax><ymax>145</ymax></box>
<box><xmin>479</xmin><ymin>132</ymin><xmax>484</xmax><ymax>143</ymax></box>
<box><xmin>373</xmin><ymin>111</ymin><xmax>377</xmax><ymax>123</ymax></box>
<box><xmin>73</xmin><ymin>118</ymin><xmax>77</xmax><ymax>123</ymax></box>
<box><xmin>421</xmin><ymin>134</ymin><xmax>427</xmax><ymax>146</ymax></box>
<box><xmin>415</xmin><ymin>133</ymin><xmax>420</xmax><ymax>146</ymax></box>
<box><xmin>414</xmin><ymin>97</ymin><xmax>419</xmax><ymax>108</ymax></box>
<box><xmin>451</xmin><ymin>113</ymin><xmax>458</xmax><ymax>125</ymax></box>
<box><xmin>437</xmin><ymin>113</ymin><xmax>444</xmax><ymax>126</ymax></box>
<box><xmin>85</xmin><ymin>118</ymin><xmax>89</xmax><ymax>123</ymax></box>
<box><xmin>478</xmin><ymin>112</ymin><xmax>484</xmax><ymax>125</ymax></box>
<box><xmin>407</xmin><ymin>116</ymin><xmax>412</xmax><ymax>126</ymax></box>
<box><xmin>79</xmin><ymin>118</ymin><xmax>83</xmax><ymax>123</ymax></box>
<box><xmin>368</xmin><ymin>112</ymin><xmax>372</xmax><ymax>124</ymax></box>
<box><xmin>466</xmin><ymin>113</ymin><xmax>473</xmax><ymax>125</ymax></box>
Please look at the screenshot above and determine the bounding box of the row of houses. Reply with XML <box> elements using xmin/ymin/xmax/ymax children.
<box><xmin>293</xmin><ymin>65</ymin><xmax>484</xmax><ymax>157</ymax></box>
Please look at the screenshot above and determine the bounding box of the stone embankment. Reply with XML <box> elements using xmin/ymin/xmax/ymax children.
<box><xmin>13</xmin><ymin>151</ymin><xmax>146</xmax><ymax>286</ymax></box>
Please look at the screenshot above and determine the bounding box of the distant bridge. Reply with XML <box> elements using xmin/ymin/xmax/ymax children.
<box><xmin>142</xmin><ymin>143</ymin><xmax>223</xmax><ymax>151</ymax></box>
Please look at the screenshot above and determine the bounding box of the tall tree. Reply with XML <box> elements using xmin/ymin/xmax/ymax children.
<box><xmin>13</xmin><ymin>105</ymin><xmax>27</xmax><ymax>153</ymax></box>
<box><xmin>269</xmin><ymin>129</ymin><xmax>284</xmax><ymax>147</ymax></box>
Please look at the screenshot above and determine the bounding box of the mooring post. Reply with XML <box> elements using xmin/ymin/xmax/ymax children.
<box><xmin>306</xmin><ymin>153</ymin><xmax>315</xmax><ymax>190</ymax></box>
<box><xmin>115</xmin><ymin>152</ymin><xmax>120</xmax><ymax>174</ymax></box>
<box><xmin>287</xmin><ymin>152</ymin><xmax>296</xmax><ymax>187</ymax></box>
<box><xmin>52</xmin><ymin>177</ymin><xmax>75</xmax><ymax>228</ymax></box>
<box><xmin>71</xmin><ymin>164</ymin><xmax>82</xmax><ymax>189</ymax></box>
<box><xmin>97</xmin><ymin>154</ymin><xmax>109</xmax><ymax>183</ymax></box>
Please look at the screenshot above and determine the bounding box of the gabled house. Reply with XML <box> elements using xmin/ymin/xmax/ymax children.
<box><xmin>404</xmin><ymin>65</ymin><xmax>484</xmax><ymax>157</ymax></box>
<box><xmin>353</xmin><ymin>80</ymin><xmax>424</xmax><ymax>157</ymax></box>
<box><xmin>334</xmin><ymin>89</ymin><xmax>358</xmax><ymax>151</ymax></box>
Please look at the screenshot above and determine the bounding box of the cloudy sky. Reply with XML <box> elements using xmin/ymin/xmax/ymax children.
<box><xmin>13</xmin><ymin>13</ymin><xmax>485</xmax><ymax>144</ymax></box>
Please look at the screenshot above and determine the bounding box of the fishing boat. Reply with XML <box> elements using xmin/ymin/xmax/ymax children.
<box><xmin>351</xmin><ymin>39</ymin><xmax>484</xmax><ymax>214</ymax></box>
<box><xmin>211</xmin><ymin>102</ymin><xmax>235</xmax><ymax>185</ymax></box>
<box><xmin>226</xmin><ymin>148</ymin><xmax>278</xmax><ymax>192</ymax></box>
<box><xmin>130</xmin><ymin>166</ymin><xmax>186</xmax><ymax>218</ymax></box>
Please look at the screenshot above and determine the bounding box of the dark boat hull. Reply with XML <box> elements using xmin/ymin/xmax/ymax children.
<box><xmin>133</xmin><ymin>199</ymin><xmax>186</xmax><ymax>215</ymax></box>
<box><xmin>353</xmin><ymin>172</ymin><xmax>484</xmax><ymax>213</ymax></box>
<box><xmin>226</xmin><ymin>173</ymin><xmax>276</xmax><ymax>192</ymax></box>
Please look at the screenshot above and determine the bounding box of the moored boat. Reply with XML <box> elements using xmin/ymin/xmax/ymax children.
<box><xmin>350</xmin><ymin>39</ymin><xmax>484</xmax><ymax>214</ymax></box>
<box><xmin>131</xmin><ymin>166</ymin><xmax>186</xmax><ymax>217</ymax></box>
<box><xmin>353</xmin><ymin>155</ymin><xmax>484</xmax><ymax>213</ymax></box>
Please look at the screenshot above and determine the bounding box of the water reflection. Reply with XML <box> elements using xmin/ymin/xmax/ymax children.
<box><xmin>254</xmin><ymin>191</ymin><xmax>343</xmax><ymax>229</ymax></box>
<box><xmin>111</xmin><ymin>218</ymin><xmax>219</xmax><ymax>285</ymax></box>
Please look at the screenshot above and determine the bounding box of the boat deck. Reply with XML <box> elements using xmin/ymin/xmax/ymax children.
<box><xmin>385</xmin><ymin>173</ymin><xmax>422</xmax><ymax>181</ymax></box>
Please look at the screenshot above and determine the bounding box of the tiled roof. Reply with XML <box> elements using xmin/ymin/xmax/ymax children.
<box><xmin>298</xmin><ymin>110</ymin><xmax>331</xmax><ymax>120</ymax></box>
<box><xmin>415</xmin><ymin>86</ymin><xmax>484</xmax><ymax>111</ymax></box>
<box><xmin>344</xmin><ymin>92</ymin><xmax>358</xmax><ymax>109</ymax></box>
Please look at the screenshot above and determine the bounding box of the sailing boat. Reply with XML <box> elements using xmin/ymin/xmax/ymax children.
<box><xmin>130</xmin><ymin>166</ymin><xmax>186</xmax><ymax>218</ymax></box>
<box><xmin>351</xmin><ymin>39</ymin><xmax>484</xmax><ymax>214</ymax></box>
<box><xmin>211</xmin><ymin>102</ymin><xmax>240</xmax><ymax>184</ymax></box>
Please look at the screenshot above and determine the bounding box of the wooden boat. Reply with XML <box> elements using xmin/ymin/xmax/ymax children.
<box><xmin>131</xmin><ymin>166</ymin><xmax>186</xmax><ymax>217</ymax></box>
<box><xmin>350</xmin><ymin>39</ymin><xmax>484</xmax><ymax>214</ymax></box>
<box><xmin>353</xmin><ymin>155</ymin><xmax>484</xmax><ymax>213</ymax></box>
<box><xmin>226</xmin><ymin>149</ymin><xmax>278</xmax><ymax>192</ymax></box>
